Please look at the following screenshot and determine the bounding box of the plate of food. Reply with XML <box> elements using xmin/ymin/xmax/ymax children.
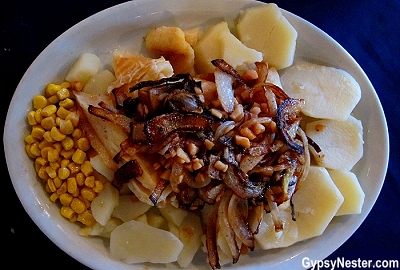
<box><xmin>5</xmin><ymin>0</ymin><xmax>389</xmax><ymax>269</ymax></box>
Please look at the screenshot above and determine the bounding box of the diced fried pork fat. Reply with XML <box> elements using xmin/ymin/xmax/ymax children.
<box><xmin>81</xmin><ymin>57</ymin><xmax>314</xmax><ymax>269</ymax></box>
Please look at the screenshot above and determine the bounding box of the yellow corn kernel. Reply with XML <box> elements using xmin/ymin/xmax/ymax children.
<box><xmin>49</xmin><ymin>193</ymin><xmax>59</xmax><ymax>202</ymax></box>
<box><xmin>79</xmin><ymin>195</ymin><xmax>91</xmax><ymax>209</ymax></box>
<box><xmin>68</xmin><ymin>162</ymin><xmax>80</xmax><ymax>175</ymax></box>
<box><xmin>24</xmin><ymin>134</ymin><xmax>38</xmax><ymax>144</ymax></box>
<box><xmin>33</xmin><ymin>95</ymin><xmax>48</xmax><ymax>110</ymax></box>
<box><xmin>77</xmin><ymin>211</ymin><xmax>96</xmax><ymax>226</ymax></box>
<box><xmin>47</xmin><ymin>178</ymin><xmax>57</xmax><ymax>192</ymax></box>
<box><xmin>60</xmin><ymin>149</ymin><xmax>74</xmax><ymax>159</ymax></box>
<box><xmin>67</xmin><ymin>177</ymin><xmax>78</xmax><ymax>194</ymax></box>
<box><xmin>72</xmin><ymin>149</ymin><xmax>86</xmax><ymax>165</ymax></box>
<box><xmin>59</xmin><ymin>193</ymin><xmax>73</xmax><ymax>206</ymax></box>
<box><xmin>47</xmin><ymin>95</ymin><xmax>59</xmax><ymax>105</ymax></box>
<box><xmin>25</xmin><ymin>144</ymin><xmax>36</xmax><ymax>158</ymax></box>
<box><xmin>38</xmin><ymin>139</ymin><xmax>52</xmax><ymax>150</ymax></box>
<box><xmin>41</xmin><ymin>104</ymin><xmax>57</xmax><ymax>117</ymax></box>
<box><xmin>57</xmin><ymin>88</ymin><xmax>70</xmax><ymax>100</ymax></box>
<box><xmin>53</xmin><ymin>176</ymin><xmax>63</xmax><ymax>189</ymax></box>
<box><xmin>70</xmin><ymin>198</ymin><xmax>86</xmax><ymax>214</ymax></box>
<box><xmin>69</xmin><ymin>214</ymin><xmax>78</xmax><ymax>223</ymax></box>
<box><xmin>57</xmin><ymin>181</ymin><xmax>67</xmax><ymax>195</ymax></box>
<box><xmin>46</xmin><ymin>83</ymin><xmax>62</xmax><ymax>96</ymax></box>
<box><xmin>56</xmin><ymin>106</ymin><xmax>70</xmax><ymax>119</ymax></box>
<box><xmin>59</xmin><ymin>119</ymin><xmax>74</xmax><ymax>135</ymax></box>
<box><xmin>53</xmin><ymin>142</ymin><xmax>62</xmax><ymax>152</ymax></box>
<box><xmin>72</xmin><ymin>128</ymin><xmax>83</xmax><ymax>139</ymax></box>
<box><xmin>65</xmin><ymin>112</ymin><xmax>79</xmax><ymax>127</ymax></box>
<box><xmin>61</xmin><ymin>81</ymin><xmax>70</xmax><ymax>89</ymax></box>
<box><xmin>60</xmin><ymin>206</ymin><xmax>75</xmax><ymax>219</ymax></box>
<box><xmin>80</xmin><ymin>187</ymin><xmax>96</xmax><ymax>201</ymax></box>
<box><xmin>47</xmin><ymin>148</ymin><xmax>59</xmax><ymax>163</ymax></box>
<box><xmin>50</xmin><ymin>126</ymin><xmax>66</xmax><ymax>141</ymax></box>
<box><xmin>59</xmin><ymin>159</ymin><xmax>69</xmax><ymax>168</ymax></box>
<box><xmin>40</xmin><ymin>146</ymin><xmax>52</xmax><ymax>159</ymax></box>
<box><xmin>38</xmin><ymin>166</ymin><xmax>49</xmax><ymax>180</ymax></box>
<box><xmin>31</xmin><ymin>126</ymin><xmax>45</xmax><ymax>140</ymax></box>
<box><xmin>77</xmin><ymin>137</ymin><xmax>90</xmax><ymax>151</ymax></box>
<box><xmin>84</xmin><ymin>176</ymin><xmax>95</xmax><ymax>188</ymax></box>
<box><xmin>76</xmin><ymin>172</ymin><xmax>85</xmax><ymax>186</ymax></box>
<box><xmin>59</xmin><ymin>98</ymin><xmax>74</xmax><ymax>109</ymax></box>
<box><xmin>80</xmin><ymin>161</ymin><xmax>93</xmax><ymax>177</ymax></box>
<box><xmin>58</xmin><ymin>167</ymin><xmax>71</xmax><ymax>180</ymax></box>
<box><xmin>49</xmin><ymin>161</ymin><xmax>60</xmax><ymax>172</ymax></box>
<box><xmin>34</xmin><ymin>160</ymin><xmax>41</xmax><ymax>173</ymax></box>
<box><xmin>45</xmin><ymin>166</ymin><xmax>57</xmax><ymax>179</ymax></box>
<box><xmin>61</xmin><ymin>136</ymin><xmax>74</xmax><ymax>151</ymax></box>
<box><xmin>34</xmin><ymin>109</ymin><xmax>43</xmax><ymax>123</ymax></box>
<box><xmin>35</xmin><ymin>156</ymin><xmax>48</xmax><ymax>166</ymax></box>
<box><xmin>41</xmin><ymin>116</ymin><xmax>56</xmax><ymax>130</ymax></box>
<box><xmin>45</xmin><ymin>183</ymin><xmax>52</xmax><ymax>193</ymax></box>
<box><xmin>71</xmin><ymin>188</ymin><xmax>80</xmax><ymax>198</ymax></box>
<box><xmin>29</xmin><ymin>143</ymin><xmax>41</xmax><ymax>157</ymax></box>
<box><xmin>43</xmin><ymin>131</ymin><xmax>55</xmax><ymax>142</ymax></box>
<box><xmin>27</xmin><ymin>111</ymin><xmax>38</xmax><ymax>125</ymax></box>
<box><xmin>93</xmin><ymin>180</ymin><xmax>104</xmax><ymax>193</ymax></box>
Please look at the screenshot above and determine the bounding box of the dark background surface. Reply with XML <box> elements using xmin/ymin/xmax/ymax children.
<box><xmin>3</xmin><ymin>0</ymin><xmax>399</xmax><ymax>268</ymax></box>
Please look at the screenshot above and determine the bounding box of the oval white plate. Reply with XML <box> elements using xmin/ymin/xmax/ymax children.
<box><xmin>5</xmin><ymin>0</ymin><xmax>389</xmax><ymax>269</ymax></box>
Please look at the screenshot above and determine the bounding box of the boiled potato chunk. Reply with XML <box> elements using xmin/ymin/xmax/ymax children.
<box><xmin>292</xmin><ymin>166</ymin><xmax>344</xmax><ymax>241</ymax></box>
<box><xmin>65</xmin><ymin>52</ymin><xmax>101</xmax><ymax>84</ymax></box>
<box><xmin>110</xmin><ymin>220</ymin><xmax>183</xmax><ymax>264</ymax></box>
<box><xmin>236</xmin><ymin>3</ymin><xmax>297</xmax><ymax>70</ymax></box>
<box><xmin>91</xmin><ymin>182</ymin><xmax>119</xmax><ymax>226</ymax></box>
<box><xmin>306</xmin><ymin>116</ymin><xmax>364</xmax><ymax>171</ymax></box>
<box><xmin>328</xmin><ymin>169</ymin><xmax>365</xmax><ymax>216</ymax></box>
<box><xmin>82</xmin><ymin>69</ymin><xmax>116</xmax><ymax>95</ymax></box>
<box><xmin>280</xmin><ymin>61</ymin><xmax>361</xmax><ymax>120</ymax></box>
<box><xmin>194</xmin><ymin>21</ymin><xmax>262</xmax><ymax>74</ymax></box>
<box><xmin>255</xmin><ymin>210</ymin><xmax>298</xmax><ymax>250</ymax></box>
<box><xmin>111</xmin><ymin>195</ymin><xmax>151</xmax><ymax>222</ymax></box>
<box><xmin>177</xmin><ymin>212</ymin><xmax>203</xmax><ymax>267</ymax></box>
<box><xmin>159</xmin><ymin>203</ymin><xmax>188</xmax><ymax>227</ymax></box>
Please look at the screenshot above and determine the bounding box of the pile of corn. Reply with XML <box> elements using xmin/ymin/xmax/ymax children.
<box><xmin>24</xmin><ymin>82</ymin><xmax>104</xmax><ymax>226</ymax></box>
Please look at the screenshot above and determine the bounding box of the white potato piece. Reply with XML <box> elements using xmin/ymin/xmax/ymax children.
<box><xmin>90</xmin><ymin>155</ymin><xmax>114</xmax><ymax>181</ymax></box>
<box><xmin>280</xmin><ymin>61</ymin><xmax>361</xmax><ymax>120</ymax></box>
<box><xmin>177</xmin><ymin>212</ymin><xmax>203</xmax><ymax>267</ymax></box>
<box><xmin>82</xmin><ymin>69</ymin><xmax>116</xmax><ymax>95</ymax></box>
<box><xmin>293</xmin><ymin>166</ymin><xmax>344</xmax><ymax>241</ymax></box>
<box><xmin>255</xmin><ymin>210</ymin><xmax>298</xmax><ymax>250</ymax></box>
<box><xmin>91</xmin><ymin>182</ymin><xmax>119</xmax><ymax>226</ymax></box>
<box><xmin>111</xmin><ymin>195</ymin><xmax>151</xmax><ymax>222</ymax></box>
<box><xmin>89</xmin><ymin>217</ymin><xmax>123</xmax><ymax>238</ymax></box>
<box><xmin>110</xmin><ymin>220</ymin><xmax>184</xmax><ymax>264</ymax></box>
<box><xmin>306</xmin><ymin>116</ymin><xmax>364</xmax><ymax>171</ymax></box>
<box><xmin>236</xmin><ymin>3</ymin><xmax>297</xmax><ymax>70</ymax></box>
<box><xmin>328</xmin><ymin>169</ymin><xmax>365</xmax><ymax>216</ymax></box>
<box><xmin>159</xmin><ymin>203</ymin><xmax>188</xmax><ymax>227</ymax></box>
<box><xmin>194</xmin><ymin>21</ymin><xmax>262</xmax><ymax>74</ymax></box>
<box><xmin>65</xmin><ymin>52</ymin><xmax>101</xmax><ymax>84</ymax></box>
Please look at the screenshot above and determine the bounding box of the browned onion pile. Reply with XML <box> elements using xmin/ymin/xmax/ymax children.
<box><xmin>87</xmin><ymin>59</ymin><xmax>319</xmax><ymax>269</ymax></box>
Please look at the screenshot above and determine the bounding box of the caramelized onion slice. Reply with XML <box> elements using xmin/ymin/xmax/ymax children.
<box><xmin>144</xmin><ymin>112</ymin><xmax>212</xmax><ymax>142</ymax></box>
<box><xmin>276</xmin><ymin>98</ymin><xmax>304</xmax><ymax>154</ymax></box>
<box><xmin>217</xmin><ymin>190</ymin><xmax>240</xmax><ymax>263</ymax></box>
<box><xmin>222</xmin><ymin>164</ymin><xmax>265</xmax><ymax>199</ymax></box>
<box><xmin>88</xmin><ymin>105</ymin><xmax>131</xmax><ymax>134</ymax></box>
<box><xmin>227</xmin><ymin>193</ymin><xmax>255</xmax><ymax>250</ymax></box>
<box><xmin>205</xmin><ymin>203</ymin><xmax>221</xmax><ymax>269</ymax></box>
<box><xmin>113</xmin><ymin>159</ymin><xmax>143</xmax><ymax>190</ymax></box>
